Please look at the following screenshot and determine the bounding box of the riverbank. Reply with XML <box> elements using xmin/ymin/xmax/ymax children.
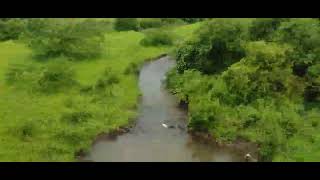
<box><xmin>76</xmin><ymin>54</ymin><xmax>168</xmax><ymax>160</ymax></box>
<box><xmin>81</xmin><ymin>56</ymin><xmax>257</xmax><ymax>162</ymax></box>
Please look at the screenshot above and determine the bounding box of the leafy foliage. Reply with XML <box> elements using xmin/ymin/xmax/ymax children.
<box><xmin>167</xmin><ymin>18</ymin><xmax>320</xmax><ymax>161</ymax></box>
<box><xmin>139</xmin><ymin>18</ymin><xmax>163</xmax><ymax>29</ymax></box>
<box><xmin>180</xmin><ymin>18</ymin><xmax>206</xmax><ymax>23</ymax></box>
<box><xmin>249</xmin><ymin>18</ymin><xmax>288</xmax><ymax>41</ymax></box>
<box><xmin>140</xmin><ymin>29</ymin><xmax>175</xmax><ymax>46</ymax></box>
<box><xmin>175</xmin><ymin>19</ymin><xmax>247</xmax><ymax>74</ymax></box>
<box><xmin>37</xmin><ymin>60</ymin><xmax>77</xmax><ymax>93</ymax></box>
<box><xmin>0</xmin><ymin>18</ymin><xmax>25</xmax><ymax>41</ymax></box>
<box><xmin>114</xmin><ymin>18</ymin><xmax>139</xmax><ymax>31</ymax></box>
<box><xmin>23</xmin><ymin>19</ymin><xmax>105</xmax><ymax>60</ymax></box>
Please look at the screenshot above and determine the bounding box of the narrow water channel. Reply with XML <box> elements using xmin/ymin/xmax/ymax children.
<box><xmin>82</xmin><ymin>56</ymin><xmax>253</xmax><ymax>162</ymax></box>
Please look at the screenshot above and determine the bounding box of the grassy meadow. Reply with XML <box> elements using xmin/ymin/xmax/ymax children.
<box><xmin>0</xmin><ymin>19</ymin><xmax>200</xmax><ymax>161</ymax></box>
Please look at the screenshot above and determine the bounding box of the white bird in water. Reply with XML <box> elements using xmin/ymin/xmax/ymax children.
<box><xmin>162</xmin><ymin>123</ymin><xmax>168</xmax><ymax>128</ymax></box>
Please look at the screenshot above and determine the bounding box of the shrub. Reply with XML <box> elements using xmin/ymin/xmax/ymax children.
<box><xmin>61</xmin><ymin>110</ymin><xmax>92</xmax><ymax>124</ymax></box>
<box><xmin>166</xmin><ymin>18</ymin><xmax>320</xmax><ymax>162</ymax></box>
<box><xmin>124</xmin><ymin>62</ymin><xmax>140</xmax><ymax>75</ymax></box>
<box><xmin>23</xmin><ymin>19</ymin><xmax>105</xmax><ymax>60</ymax></box>
<box><xmin>139</xmin><ymin>18</ymin><xmax>163</xmax><ymax>29</ymax></box>
<box><xmin>275</xmin><ymin>18</ymin><xmax>320</xmax><ymax>77</ymax></box>
<box><xmin>160</xmin><ymin>18</ymin><xmax>185</xmax><ymax>25</ymax></box>
<box><xmin>307</xmin><ymin>64</ymin><xmax>320</xmax><ymax>79</ymax></box>
<box><xmin>10</xmin><ymin>120</ymin><xmax>39</xmax><ymax>140</ymax></box>
<box><xmin>304</xmin><ymin>64</ymin><xmax>320</xmax><ymax>102</ymax></box>
<box><xmin>5</xmin><ymin>62</ymin><xmax>38</xmax><ymax>85</ymax></box>
<box><xmin>180</xmin><ymin>18</ymin><xmax>206</xmax><ymax>23</ymax></box>
<box><xmin>188</xmin><ymin>98</ymin><xmax>223</xmax><ymax>132</ymax></box>
<box><xmin>221</xmin><ymin>41</ymin><xmax>294</xmax><ymax>104</ymax></box>
<box><xmin>249</xmin><ymin>18</ymin><xmax>288</xmax><ymax>41</ymax></box>
<box><xmin>55</xmin><ymin>128</ymin><xmax>86</xmax><ymax>145</ymax></box>
<box><xmin>0</xmin><ymin>18</ymin><xmax>25</xmax><ymax>41</ymax></box>
<box><xmin>114</xmin><ymin>18</ymin><xmax>139</xmax><ymax>31</ymax></box>
<box><xmin>95</xmin><ymin>69</ymin><xmax>120</xmax><ymax>90</ymax></box>
<box><xmin>140</xmin><ymin>29</ymin><xmax>174</xmax><ymax>46</ymax></box>
<box><xmin>175</xmin><ymin>19</ymin><xmax>247</xmax><ymax>74</ymax></box>
<box><xmin>37</xmin><ymin>60</ymin><xmax>77</xmax><ymax>93</ymax></box>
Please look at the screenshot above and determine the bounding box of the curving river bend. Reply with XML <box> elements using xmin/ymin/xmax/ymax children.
<box><xmin>81</xmin><ymin>56</ymin><xmax>255</xmax><ymax>162</ymax></box>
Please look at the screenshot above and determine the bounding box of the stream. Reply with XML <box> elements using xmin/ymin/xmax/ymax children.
<box><xmin>81</xmin><ymin>56</ymin><xmax>255</xmax><ymax>162</ymax></box>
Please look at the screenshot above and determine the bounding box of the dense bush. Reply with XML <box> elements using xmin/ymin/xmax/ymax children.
<box><xmin>95</xmin><ymin>68</ymin><xmax>120</xmax><ymax>91</ymax></box>
<box><xmin>249</xmin><ymin>18</ymin><xmax>288</xmax><ymax>41</ymax></box>
<box><xmin>5</xmin><ymin>62</ymin><xmax>39</xmax><ymax>85</ymax></box>
<box><xmin>140</xmin><ymin>29</ymin><xmax>174</xmax><ymax>46</ymax></box>
<box><xmin>139</xmin><ymin>18</ymin><xmax>163</xmax><ymax>29</ymax></box>
<box><xmin>167</xmin><ymin>18</ymin><xmax>320</xmax><ymax>161</ymax></box>
<box><xmin>10</xmin><ymin>119</ymin><xmax>39</xmax><ymax>140</ymax></box>
<box><xmin>274</xmin><ymin>18</ymin><xmax>320</xmax><ymax>102</ymax></box>
<box><xmin>79</xmin><ymin>19</ymin><xmax>113</xmax><ymax>32</ymax></box>
<box><xmin>114</xmin><ymin>18</ymin><xmax>139</xmax><ymax>31</ymax></box>
<box><xmin>0</xmin><ymin>18</ymin><xmax>25</xmax><ymax>41</ymax></box>
<box><xmin>275</xmin><ymin>19</ymin><xmax>320</xmax><ymax>72</ymax></box>
<box><xmin>180</xmin><ymin>18</ymin><xmax>206</xmax><ymax>23</ymax></box>
<box><xmin>124</xmin><ymin>62</ymin><xmax>140</xmax><ymax>75</ymax></box>
<box><xmin>175</xmin><ymin>19</ymin><xmax>247</xmax><ymax>74</ymax></box>
<box><xmin>160</xmin><ymin>18</ymin><xmax>185</xmax><ymax>25</ymax></box>
<box><xmin>37</xmin><ymin>60</ymin><xmax>77</xmax><ymax>93</ymax></box>
<box><xmin>23</xmin><ymin>19</ymin><xmax>105</xmax><ymax>60</ymax></box>
<box><xmin>61</xmin><ymin>110</ymin><xmax>92</xmax><ymax>124</ymax></box>
<box><xmin>221</xmin><ymin>41</ymin><xmax>295</xmax><ymax>104</ymax></box>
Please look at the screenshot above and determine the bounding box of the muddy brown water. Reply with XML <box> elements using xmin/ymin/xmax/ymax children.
<box><xmin>81</xmin><ymin>56</ymin><xmax>257</xmax><ymax>162</ymax></box>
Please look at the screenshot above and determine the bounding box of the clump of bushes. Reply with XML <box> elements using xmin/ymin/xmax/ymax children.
<box><xmin>61</xmin><ymin>110</ymin><xmax>92</xmax><ymax>124</ymax></box>
<box><xmin>5</xmin><ymin>62</ymin><xmax>38</xmax><ymax>85</ymax></box>
<box><xmin>139</xmin><ymin>18</ymin><xmax>163</xmax><ymax>30</ymax></box>
<box><xmin>5</xmin><ymin>58</ymin><xmax>77</xmax><ymax>94</ymax></box>
<box><xmin>37</xmin><ymin>60</ymin><xmax>77</xmax><ymax>93</ymax></box>
<box><xmin>167</xmin><ymin>18</ymin><xmax>320</xmax><ymax>161</ymax></box>
<box><xmin>95</xmin><ymin>68</ymin><xmax>120</xmax><ymax>90</ymax></box>
<box><xmin>0</xmin><ymin>18</ymin><xmax>25</xmax><ymax>41</ymax></box>
<box><xmin>249</xmin><ymin>18</ymin><xmax>288</xmax><ymax>41</ymax></box>
<box><xmin>221</xmin><ymin>41</ymin><xmax>295</xmax><ymax>104</ymax></box>
<box><xmin>55</xmin><ymin>128</ymin><xmax>88</xmax><ymax>145</ymax></box>
<box><xmin>114</xmin><ymin>18</ymin><xmax>140</xmax><ymax>31</ymax></box>
<box><xmin>274</xmin><ymin>18</ymin><xmax>320</xmax><ymax>102</ymax></box>
<box><xmin>180</xmin><ymin>18</ymin><xmax>206</xmax><ymax>23</ymax></box>
<box><xmin>160</xmin><ymin>18</ymin><xmax>185</xmax><ymax>25</ymax></box>
<box><xmin>9</xmin><ymin>119</ymin><xmax>39</xmax><ymax>141</ymax></box>
<box><xmin>23</xmin><ymin>19</ymin><xmax>106</xmax><ymax>60</ymax></box>
<box><xmin>124</xmin><ymin>62</ymin><xmax>140</xmax><ymax>75</ymax></box>
<box><xmin>175</xmin><ymin>19</ymin><xmax>247</xmax><ymax>74</ymax></box>
<box><xmin>140</xmin><ymin>29</ymin><xmax>175</xmax><ymax>46</ymax></box>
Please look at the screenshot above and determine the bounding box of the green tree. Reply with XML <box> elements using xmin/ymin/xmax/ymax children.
<box><xmin>176</xmin><ymin>19</ymin><xmax>247</xmax><ymax>74</ymax></box>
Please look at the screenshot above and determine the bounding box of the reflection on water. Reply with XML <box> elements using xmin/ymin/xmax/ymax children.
<box><xmin>82</xmin><ymin>56</ymin><xmax>250</xmax><ymax>162</ymax></box>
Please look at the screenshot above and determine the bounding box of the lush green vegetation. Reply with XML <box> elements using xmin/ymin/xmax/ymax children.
<box><xmin>140</xmin><ymin>29</ymin><xmax>175</xmax><ymax>46</ymax></box>
<box><xmin>0</xmin><ymin>18</ymin><xmax>199</xmax><ymax>161</ymax></box>
<box><xmin>22</xmin><ymin>19</ymin><xmax>106</xmax><ymax>60</ymax></box>
<box><xmin>167</xmin><ymin>18</ymin><xmax>320</xmax><ymax>161</ymax></box>
<box><xmin>1</xmin><ymin>18</ymin><xmax>319</xmax><ymax>162</ymax></box>
<box><xmin>0</xmin><ymin>18</ymin><xmax>25</xmax><ymax>41</ymax></box>
<box><xmin>114</xmin><ymin>18</ymin><xmax>140</xmax><ymax>31</ymax></box>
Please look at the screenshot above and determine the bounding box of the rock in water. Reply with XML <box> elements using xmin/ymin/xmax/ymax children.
<box><xmin>168</xmin><ymin>125</ymin><xmax>175</xmax><ymax>129</ymax></box>
<box><xmin>244</xmin><ymin>153</ymin><xmax>257</xmax><ymax>162</ymax></box>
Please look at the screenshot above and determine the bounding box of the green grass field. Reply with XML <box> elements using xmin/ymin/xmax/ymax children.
<box><xmin>0</xmin><ymin>22</ymin><xmax>200</xmax><ymax>161</ymax></box>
